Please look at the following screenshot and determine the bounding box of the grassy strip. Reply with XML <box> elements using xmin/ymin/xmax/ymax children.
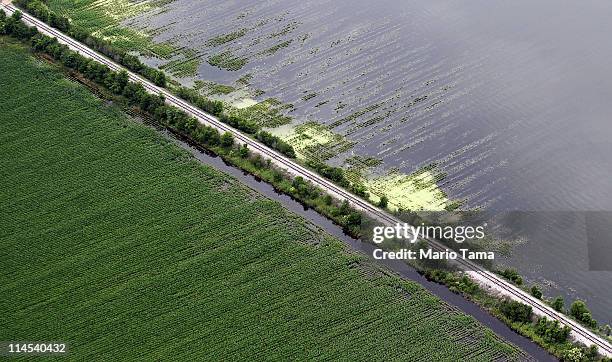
<box><xmin>0</xmin><ymin>37</ymin><xmax>524</xmax><ymax>361</ymax></box>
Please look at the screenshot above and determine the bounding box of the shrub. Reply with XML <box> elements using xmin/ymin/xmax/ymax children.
<box><xmin>220</xmin><ymin>132</ymin><xmax>234</xmax><ymax>148</ymax></box>
<box><xmin>500</xmin><ymin>268</ymin><xmax>523</xmax><ymax>285</ymax></box>
<box><xmin>563</xmin><ymin>347</ymin><xmax>583</xmax><ymax>362</ymax></box>
<box><xmin>534</xmin><ymin>317</ymin><xmax>570</xmax><ymax>343</ymax></box>
<box><xmin>530</xmin><ymin>285</ymin><xmax>543</xmax><ymax>299</ymax></box>
<box><xmin>499</xmin><ymin>300</ymin><xmax>532</xmax><ymax>323</ymax></box>
<box><xmin>570</xmin><ymin>300</ymin><xmax>597</xmax><ymax>328</ymax></box>
<box><xmin>238</xmin><ymin>144</ymin><xmax>249</xmax><ymax>158</ymax></box>
<box><xmin>255</xmin><ymin>130</ymin><xmax>296</xmax><ymax>158</ymax></box>
<box><xmin>551</xmin><ymin>296</ymin><xmax>564</xmax><ymax>312</ymax></box>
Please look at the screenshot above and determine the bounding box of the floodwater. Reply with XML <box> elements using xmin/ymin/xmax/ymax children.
<box><xmin>126</xmin><ymin>0</ymin><xmax>612</xmax><ymax>324</ymax></box>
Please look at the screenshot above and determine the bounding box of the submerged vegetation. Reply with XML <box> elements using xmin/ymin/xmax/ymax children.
<box><xmin>160</xmin><ymin>48</ymin><xmax>200</xmax><ymax>77</ymax></box>
<box><xmin>260</xmin><ymin>39</ymin><xmax>293</xmax><ymax>56</ymax></box>
<box><xmin>207</xmin><ymin>50</ymin><xmax>248</xmax><ymax>71</ymax></box>
<box><xmin>195</xmin><ymin>80</ymin><xmax>236</xmax><ymax>95</ymax></box>
<box><xmin>18</xmin><ymin>0</ymin><xmax>459</xmax><ymax>217</ymax></box>
<box><xmin>205</xmin><ymin>28</ymin><xmax>248</xmax><ymax>47</ymax></box>
<box><xmin>228</xmin><ymin>98</ymin><xmax>293</xmax><ymax>128</ymax></box>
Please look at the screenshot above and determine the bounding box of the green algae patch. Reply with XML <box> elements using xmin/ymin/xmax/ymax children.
<box><xmin>229</xmin><ymin>98</ymin><xmax>293</xmax><ymax>128</ymax></box>
<box><xmin>194</xmin><ymin>80</ymin><xmax>236</xmax><ymax>96</ymax></box>
<box><xmin>366</xmin><ymin>168</ymin><xmax>449</xmax><ymax>212</ymax></box>
<box><xmin>272</xmin><ymin>122</ymin><xmax>355</xmax><ymax>161</ymax></box>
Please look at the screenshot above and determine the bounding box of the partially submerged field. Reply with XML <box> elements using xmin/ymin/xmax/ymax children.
<box><xmin>41</xmin><ymin>0</ymin><xmax>455</xmax><ymax>212</ymax></box>
<box><xmin>0</xmin><ymin>39</ymin><xmax>524</xmax><ymax>360</ymax></box>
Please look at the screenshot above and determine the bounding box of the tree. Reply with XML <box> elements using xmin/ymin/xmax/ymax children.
<box><xmin>339</xmin><ymin>200</ymin><xmax>350</xmax><ymax>215</ymax></box>
<box><xmin>110</xmin><ymin>70</ymin><xmax>129</xmax><ymax>94</ymax></box>
<box><xmin>500</xmin><ymin>268</ymin><xmax>523</xmax><ymax>285</ymax></box>
<box><xmin>238</xmin><ymin>144</ymin><xmax>249</xmax><ymax>158</ymax></box>
<box><xmin>6</xmin><ymin>11</ymin><xmax>38</xmax><ymax>40</ymax></box>
<box><xmin>563</xmin><ymin>347</ymin><xmax>583</xmax><ymax>362</ymax></box>
<box><xmin>10</xmin><ymin>9</ymin><xmax>21</xmax><ymax>21</ymax></box>
<box><xmin>552</xmin><ymin>296</ymin><xmax>564</xmax><ymax>312</ymax></box>
<box><xmin>351</xmin><ymin>182</ymin><xmax>368</xmax><ymax>198</ymax></box>
<box><xmin>378</xmin><ymin>195</ymin><xmax>389</xmax><ymax>208</ymax></box>
<box><xmin>534</xmin><ymin>317</ymin><xmax>570</xmax><ymax>343</ymax></box>
<box><xmin>151</xmin><ymin>69</ymin><xmax>166</xmax><ymax>87</ymax></box>
<box><xmin>0</xmin><ymin>9</ymin><xmax>6</xmax><ymax>34</ymax></box>
<box><xmin>570</xmin><ymin>300</ymin><xmax>586</xmax><ymax>317</ymax></box>
<box><xmin>24</xmin><ymin>0</ymin><xmax>50</xmax><ymax>22</ymax></box>
<box><xmin>346</xmin><ymin>212</ymin><xmax>361</xmax><ymax>227</ymax></box>
<box><xmin>195</xmin><ymin>126</ymin><xmax>219</xmax><ymax>146</ymax></box>
<box><xmin>220</xmin><ymin>132</ymin><xmax>234</xmax><ymax>148</ymax></box>
<box><xmin>0</xmin><ymin>10</ymin><xmax>7</xmax><ymax>35</ymax></box>
<box><xmin>48</xmin><ymin>12</ymin><xmax>70</xmax><ymax>32</ymax></box>
<box><xmin>530</xmin><ymin>285</ymin><xmax>543</xmax><ymax>299</ymax></box>
<box><xmin>584</xmin><ymin>345</ymin><xmax>598</xmax><ymax>361</ymax></box>
<box><xmin>306</xmin><ymin>160</ymin><xmax>349</xmax><ymax>187</ymax></box>
<box><xmin>255</xmin><ymin>130</ymin><xmax>296</xmax><ymax>158</ymax></box>
<box><xmin>499</xmin><ymin>300</ymin><xmax>532</xmax><ymax>323</ymax></box>
<box><xmin>570</xmin><ymin>300</ymin><xmax>597</xmax><ymax>328</ymax></box>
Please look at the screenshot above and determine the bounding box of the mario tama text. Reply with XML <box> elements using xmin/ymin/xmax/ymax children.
<box><xmin>373</xmin><ymin>248</ymin><xmax>494</xmax><ymax>261</ymax></box>
<box><xmin>371</xmin><ymin>223</ymin><xmax>495</xmax><ymax>261</ymax></box>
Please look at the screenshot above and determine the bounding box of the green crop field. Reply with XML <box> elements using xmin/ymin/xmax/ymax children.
<box><xmin>0</xmin><ymin>39</ymin><xmax>523</xmax><ymax>360</ymax></box>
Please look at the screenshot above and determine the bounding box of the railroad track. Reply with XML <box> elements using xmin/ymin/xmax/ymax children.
<box><xmin>5</xmin><ymin>4</ymin><xmax>610</xmax><ymax>356</ymax></box>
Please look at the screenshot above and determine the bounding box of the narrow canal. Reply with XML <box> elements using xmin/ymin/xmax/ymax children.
<box><xmin>158</xmin><ymin>126</ymin><xmax>555</xmax><ymax>361</ymax></box>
